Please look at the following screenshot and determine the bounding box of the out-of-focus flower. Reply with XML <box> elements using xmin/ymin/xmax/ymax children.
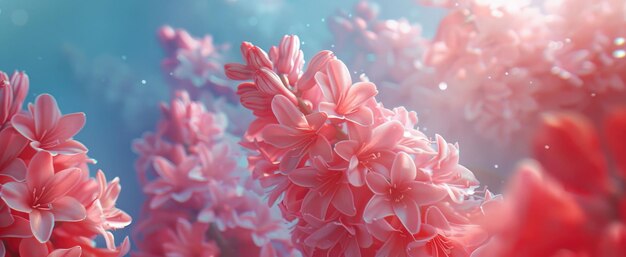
<box><xmin>475</xmin><ymin>108</ymin><xmax>626</xmax><ymax>256</ymax></box>
<box><xmin>132</xmin><ymin>90</ymin><xmax>297</xmax><ymax>257</ymax></box>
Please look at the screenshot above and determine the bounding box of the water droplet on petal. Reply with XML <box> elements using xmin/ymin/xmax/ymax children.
<box><xmin>613</xmin><ymin>50</ymin><xmax>626</xmax><ymax>59</ymax></box>
<box><xmin>615</xmin><ymin>37</ymin><xmax>625</xmax><ymax>46</ymax></box>
<box><xmin>438</xmin><ymin>82</ymin><xmax>448</xmax><ymax>91</ymax></box>
<box><xmin>591</xmin><ymin>92</ymin><xmax>596</xmax><ymax>97</ymax></box>
<box><xmin>544</xmin><ymin>145</ymin><xmax>550</xmax><ymax>149</ymax></box>
<box><xmin>141</xmin><ymin>80</ymin><xmax>147</xmax><ymax>85</ymax></box>
<box><xmin>494</xmin><ymin>164</ymin><xmax>499</xmax><ymax>169</ymax></box>
<box><xmin>321</xmin><ymin>18</ymin><xmax>325</xmax><ymax>22</ymax></box>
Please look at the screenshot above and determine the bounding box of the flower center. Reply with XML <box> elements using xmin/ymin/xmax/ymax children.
<box><xmin>428</xmin><ymin>234</ymin><xmax>453</xmax><ymax>257</ymax></box>
<box><xmin>389</xmin><ymin>184</ymin><xmax>406</xmax><ymax>203</ymax></box>
<box><xmin>31</xmin><ymin>187</ymin><xmax>52</xmax><ymax>210</ymax></box>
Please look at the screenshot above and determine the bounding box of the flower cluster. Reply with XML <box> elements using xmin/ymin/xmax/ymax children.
<box><xmin>474</xmin><ymin>107</ymin><xmax>626</xmax><ymax>256</ymax></box>
<box><xmin>158</xmin><ymin>26</ymin><xmax>253</xmax><ymax>136</ymax></box>
<box><xmin>159</xmin><ymin>26</ymin><xmax>236</xmax><ymax>103</ymax></box>
<box><xmin>328</xmin><ymin>1</ymin><xmax>429</xmax><ymax>103</ymax></box>
<box><xmin>0</xmin><ymin>71</ymin><xmax>131</xmax><ymax>256</ymax></box>
<box><xmin>331</xmin><ymin>0</ymin><xmax>626</xmax><ymax>145</ymax></box>
<box><xmin>132</xmin><ymin>90</ymin><xmax>297</xmax><ymax>257</ymax></box>
<box><xmin>225</xmin><ymin>35</ymin><xmax>489</xmax><ymax>256</ymax></box>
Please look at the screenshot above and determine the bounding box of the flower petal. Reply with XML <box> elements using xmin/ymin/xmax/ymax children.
<box><xmin>30</xmin><ymin>209</ymin><xmax>55</xmax><ymax>243</ymax></box>
<box><xmin>33</xmin><ymin>94</ymin><xmax>62</xmax><ymax>138</ymax></box>
<box><xmin>47</xmin><ymin>112</ymin><xmax>85</xmax><ymax>142</ymax></box>
<box><xmin>390</xmin><ymin>152</ymin><xmax>417</xmax><ymax>185</ymax></box>
<box><xmin>345</xmin><ymin>107</ymin><xmax>374</xmax><ymax>126</ymax></box>
<box><xmin>46</xmin><ymin>140</ymin><xmax>88</xmax><ymax>155</ymax></box>
<box><xmin>366</xmin><ymin>171</ymin><xmax>390</xmax><ymax>195</ymax></box>
<box><xmin>51</xmin><ymin>196</ymin><xmax>86</xmax><ymax>222</ymax></box>
<box><xmin>325</xmin><ymin>59</ymin><xmax>352</xmax><ymax>101</ymax></box>
<box><xmin>363</xmin><ymin>195</ymin><xmax>394</xmax><ymax>223</ymax></box>
<box><xmin>1</xmin><ymin>182</ymin><xmax>31</xmax><ymax>213</ymax></box>
<box><xmin>11</xmin><ymin>113</ymin><xmax>36</xmax><ymax>141</ymax></box>
<box><xmin>393</xmin><ymin>198</ymin><xmax>422</xmax><ymax>234</ymax></box>
<box><xmin>343</xmin><ymin>81</ymin><xmax>378</xmax><ymax>111</ymax></box>
<box><xmin>19</xmin><ymin>238</ymin><xmax>49</xmax><ymax>257</ymax></box>
<box><xmin>270</xmin><ymin>95</ymin><xmax>307</xmax><ymax>129</ymax></box>
<box><xmin>332</xmin><ymin>184</ymin><xmax>356</xmax><ymax>216</ymax></box>
<box><xmin>41</xmin><ymin>168</ymin><xmax>82</xmax><ymax>203</ymax></box>
<box><xmin>48</xmin><ymin>246</ymin><xmax>82</xmax><ymax>257</ymax></box>
<box><xmin>407</xmin><ymin>181</ymin><xmax>448</xmax><ymax>205</ymax></box>
<box><xmin>27</xmin><ymin>151</ymin><xmax>55</xmax><ymax>190</ymax></box>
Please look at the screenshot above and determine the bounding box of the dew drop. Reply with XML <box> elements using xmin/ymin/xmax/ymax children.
<box><xmin>438</xmin><ymin>82</ymin><xmax>448</xmax><ymax>91</ymax></box>
<box><xmin>121</xmin><ymin>55</ymin><xmax>127</xmax><ymax>60</ymax></box>
<box><xmin>306</xmin><ymin>23</ymin><xmax>310</xmax><ymax>27</ymax></box>
<box><xmin>141</xmin><ymin>79</ymin><xmax>147</xmax><ymax>85</ymax></box>
<box><xmin>330</xmin><ymin>44</ymin><xmax>335</xmax><ymax>48</ymax></box>
<box><xmin>494</xmin><ymin>164</ymin><xmax>499</xmax><ymax>169</ymax></box>
<box><xmin>613</xmin><ymin>49</ymin><xmax>626</xmax><ymax>59</ymax></box>
<box><xmin>321</xmin><ymin>18</ymin><xmax>325</xmax><ymax>22</ymax></box>
<box><xmin>544</xmin><ymin>145</ymin><xmax>550</xmax><ymax>150</ymax></box>
<box><xmin>615</xmin><ymin>37</ymin><xmax>625</xmax><ymax>46</ymax></box>
<box><xmin>564</xmin><ymin>38</ymin><xmax>572</xmax><ymax>43</ymax></box>
<box><xmin>591</xmin><ymin>92</ymin><xmax>596</xmax><ymax>97</ymax></box>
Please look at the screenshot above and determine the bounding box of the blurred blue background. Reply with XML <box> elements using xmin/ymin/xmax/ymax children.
<box><xmin>0</xmin><ymin>0</ymin><xmax>444</xmax><ymax>246</ymax></box>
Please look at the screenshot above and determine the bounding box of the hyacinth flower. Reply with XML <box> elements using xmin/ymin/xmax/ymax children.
<box><xmin>132</xmin><ymin>90</ymin><xmax>298</xmax><ymax>257</ymax></box>
<box><xmin>473</xmin><ymin>107</ymin><xmax>626</xmax><ymax>256</ymax></box>
<box><xmin>406</xmin><ymin>0</ymin><xmax>626</xmax><ymax>146</ymax></box>
<box><xmin>0</xmin><ymin>70</ymin><xmax>130</xmax><ymax>256</ymax></box>
<box><xmin>225</xmin><ymin>34</ymin><xmax>489</xmax><ymax>257</ymax></box>
<box><xmin>328</xmin><ymin>1</ymin><xmax>429</xmax><ymax>90</ymax></box>
<box><xmin>158</xmin><ymin>26</ymin><xmax>253</xmax><ymax>136</ymax></box>
<box><xmin>158</xmin><ymin>26</ymin><xmax>236</xmax><ymax>103</ymax></box>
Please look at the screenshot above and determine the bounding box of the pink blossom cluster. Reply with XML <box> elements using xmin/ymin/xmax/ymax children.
<box><xmin>331</xmin><ymin>0</ymin><xmax>626</xmax><ymax>144</ymax></box>
<box><xmin>0</xmin><ymin>71</ymin><xmax>131</xmax><ymax>256</ymax></box>
<box><xmin>474</xmin><ymin>107</ymin><xmax>626</xmax><ymax>257</ymax></box>
<box><xmin>132</xmin><ymin>90</ymin><xmax>297</xmax><ymax>257</ymax></box>
<box><xmin>158</xmin><ymin>26</ymin><xmax>253</xmax><ymax>135</ymax></box>
<box><xmin>225</xmin><ymin>35</ymin><xmax>490</xmax><ymax>257</ymax></box>
<box><xmin>159</xmin><ymin>26</ymin><xmax>237</xmax><ymax>103</ymax></box>
<box><xmin>328</xmin><ymin>1</ymin><xmax>429</xmax><ymax>102</ymax></box>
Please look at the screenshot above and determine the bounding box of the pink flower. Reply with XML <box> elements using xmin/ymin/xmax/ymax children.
<box><xmin>288</xmin><ymin>157</ymin><xmax>356</xmax><ymax>218</ymax></box>
<box><xmin>298</xmin><ymin>214</ymin><xmax>373</xmax><ymax>257</ymax></box>
<box><xmin>160</xmin><ymin>90</ymin><xmax>226</xmax><ymax>146</ymax></box>
<box><xmin>316</xmin><ymin>59</ymin><xmax>378</xmax><ymax>126</ymax></box>
<box><xmin>144</xmin><ymin>154</ymin><xmax>205</xmax><ymax>208</ymax></box>
<box><xmin>364</xmin><ymin>152</ymin><xmax>448</xmax><ymax>234</ymax></box>
<box><xmin>162</xmin><ymin>219</ymin><xmax>220</xmax><ymax>257</ymax></box>
<box><xmin>269</xmin><ymin>35</ymin><xmax>304</xmax><ymax>86</ymax></box>
<box><xmin>90</xmin><ymin>170</ymin><xmax>132</xmax><ymax>249</ymax></box>
<box><xmin>18</xmin><ymin>238</ymin><xmax>82</xmax><ymax>257</ymax></box>
<box><xmin>0</xmin><ymin>71</ymin><xmax>29</xmax><ymax>128</ymax></box>
<box><xmin>0</xmin><ymin>127</ymin><xmax>28</xmax><ymax>182</ymax></box>
<box><xmin>334</xmin><ymin>121</ymin><xmax>405</xmax><ymax>186</ymax></box>
<box><xmin>11</xmin><ymin>94</ymin><xmax>87</xmax><ymax>155</ymax></box>
<box><xmin>158</xmin><ymin>26</ymin><xmax>236</xmax><ymax>102</ymax></box>
<box><xmin>262</xmin><ymin>95</ymin><xmax>332</xmax><ymax>170</ymax></box>
<box><xmin>0</xmin><ymin>151</ymin><xmax>86</xmax><ymax>242</ymax></box>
